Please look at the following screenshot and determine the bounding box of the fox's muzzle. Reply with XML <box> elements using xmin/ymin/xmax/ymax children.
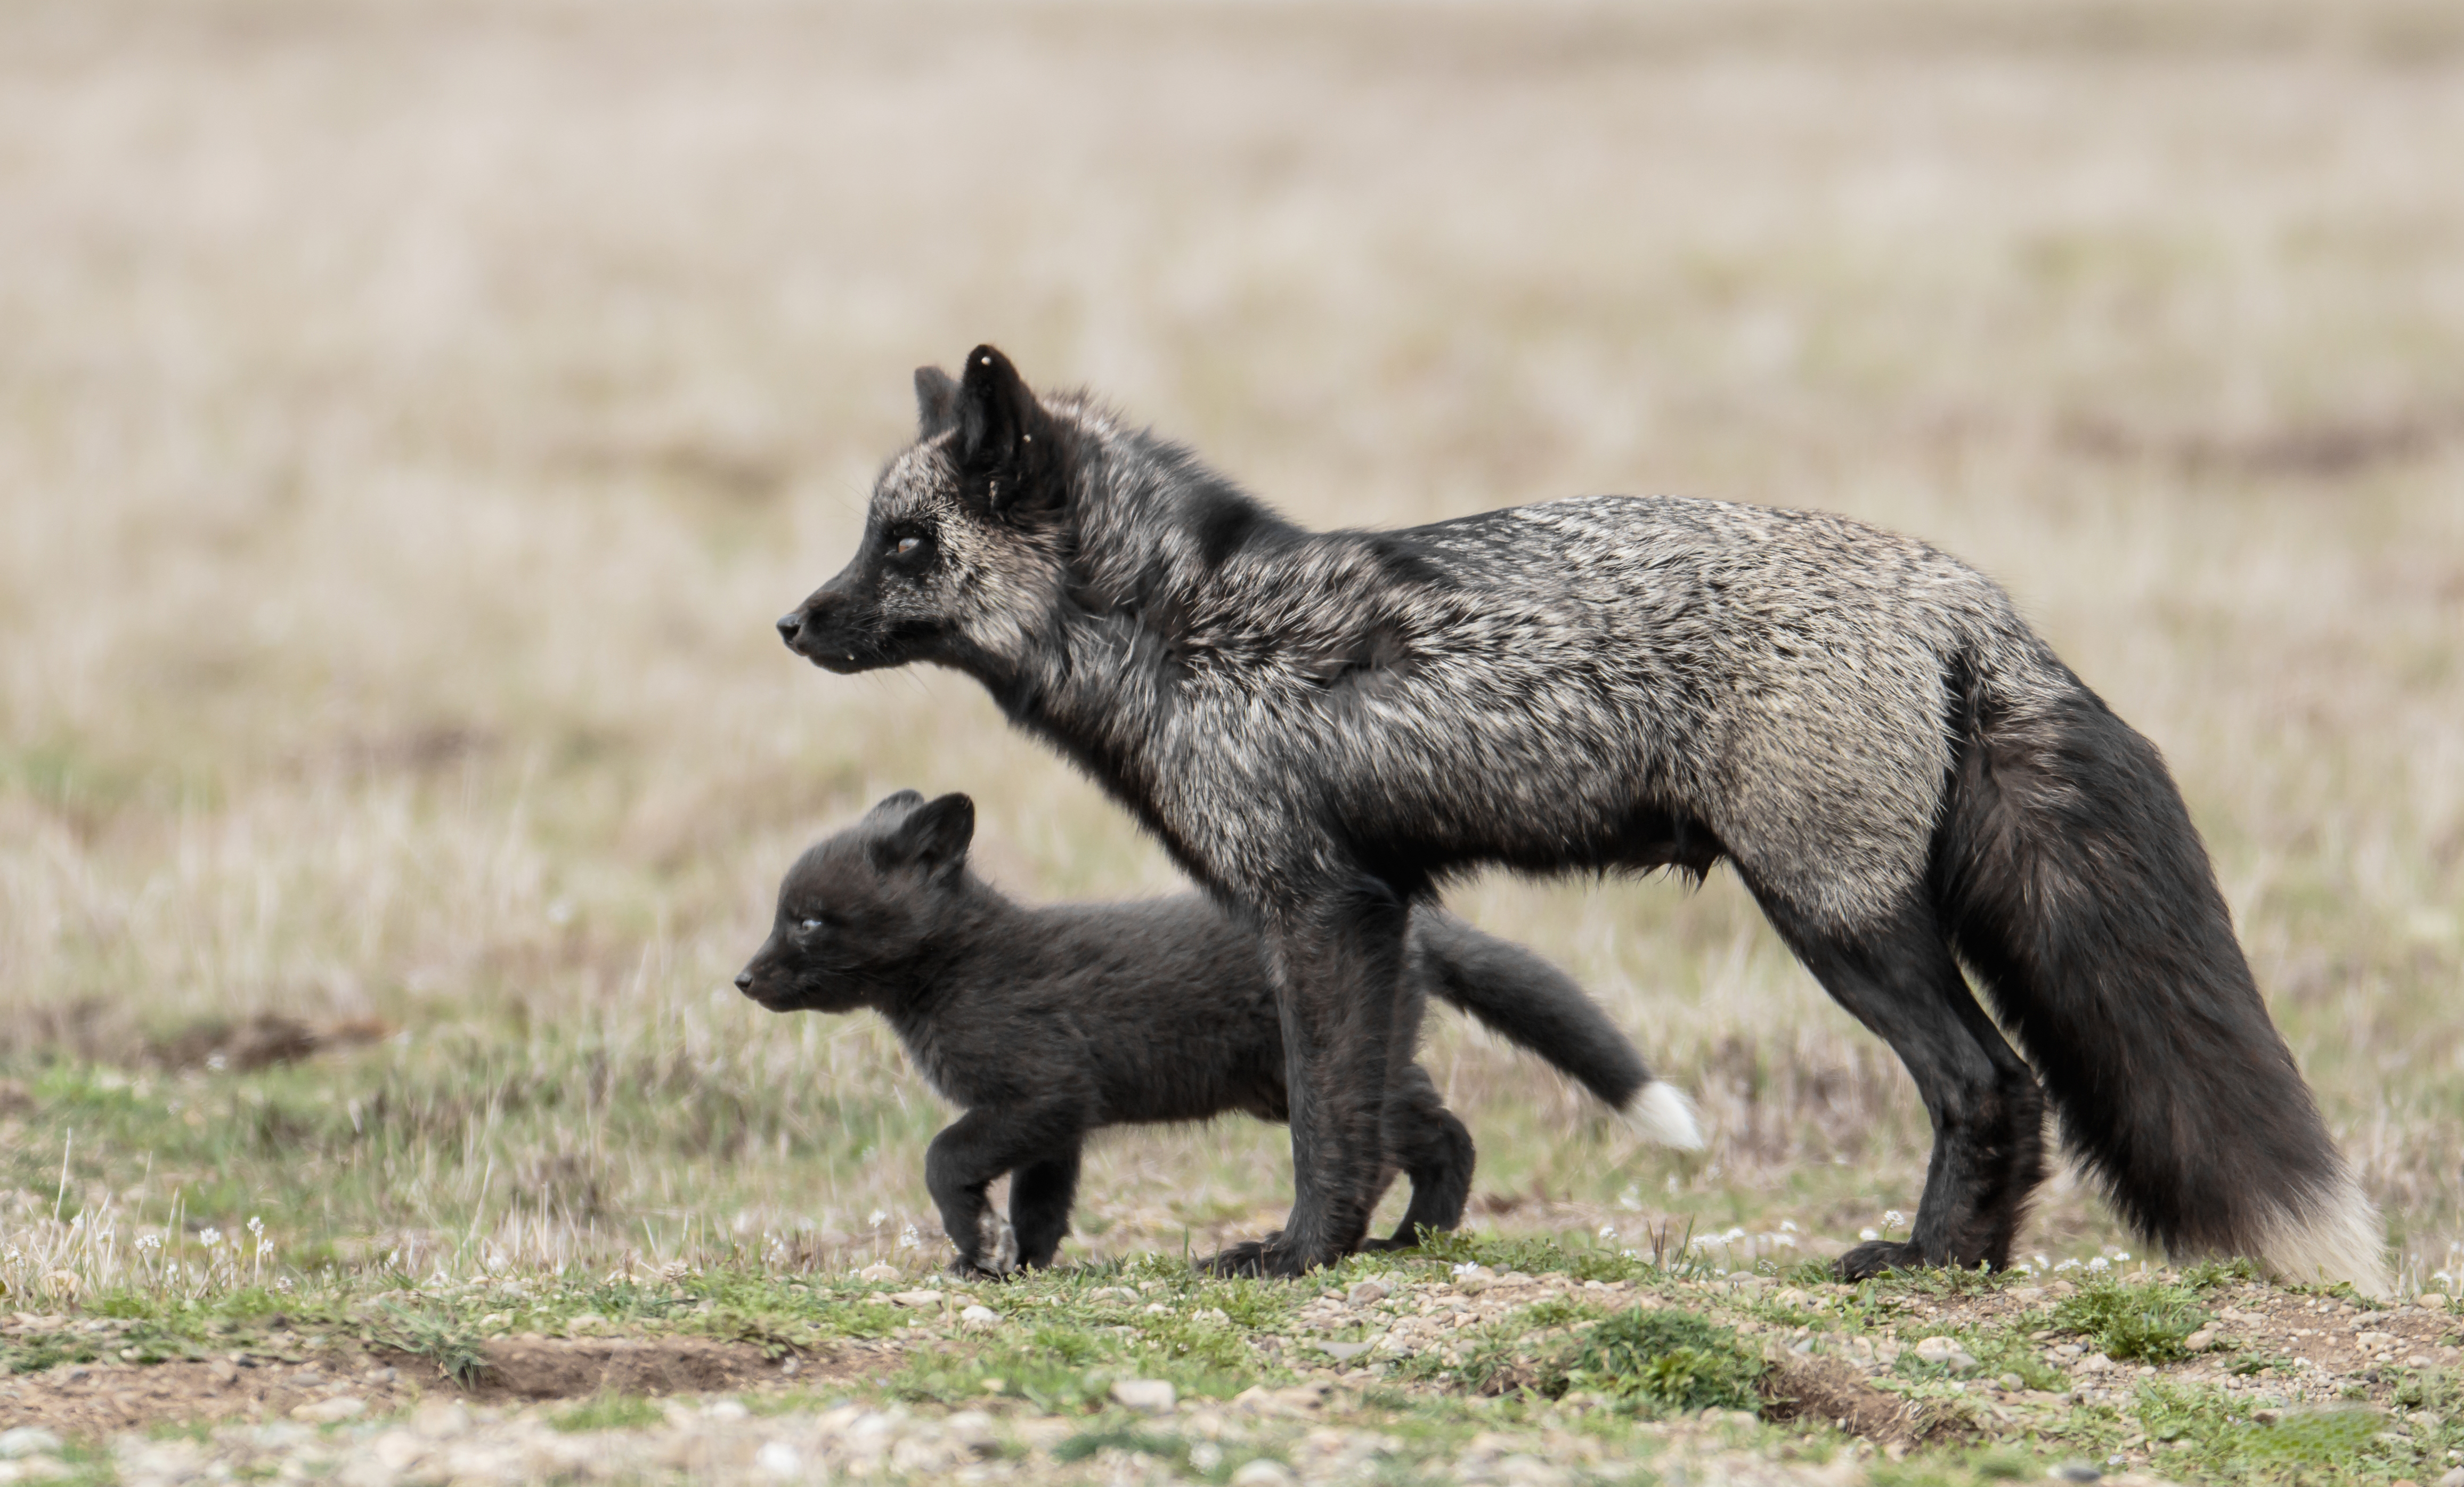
<box><xmin>777</xmin><ymin>571</ymin><xmax>876</xmax><ymax>674</ymax></box>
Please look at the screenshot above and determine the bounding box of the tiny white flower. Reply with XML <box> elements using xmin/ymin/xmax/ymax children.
<box><xmin>200</xmin><ymin>1228</ymin><xmax>223</xmax><ymax>1248</ymax></box>
<box><xmin>2115</xmin><ymin>1251</ymin><xmax>2131</xmax><ymax>1262</ymax></box>
<box><xmin>137</xmin><ymin>1234</ymin><xmax>162</xmax><ymax>1252</ymax></box>
<box><xmin>1779</xmin><ymin>1221</ymin><xmax>1799</xmax><ymax>1233</ymax></box>
<box><xmin>1598</xmin><ymin>1224</ymin><xmax>1618</xmax><ymax>1240</ymax></box>
<box><xmin>1859</xmin><ymin>1228</ymin><xmax>1880</xmax><ymax>1242</ymax></box>
<box><xmin>1450</xmin><ymin>1262</ymin><xmax>1486</xmax><ymax>1278</ymax></box>
<box><xmin>2087</xmin><ymin>1257</ymin><xmax>2110</xmax><ymax>1272</ymax></box>
<box><xmin>248</xmin><ymin>1216</ymin><xmax>265</xmax><ymax>1236</ymax></box>
<box><xmin>1882</xmin><ymin>1210</ymin><xmax>1906</xmax><ymax>1232</ymax></box>
<box><xmin>867</xmin><ymin>1209</ymin><xmax>889</xmax><ymax>1228</ymax></box>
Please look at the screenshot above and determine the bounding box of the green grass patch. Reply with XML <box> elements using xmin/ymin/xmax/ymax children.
<box><xmin>551</xmin><ymin>1394</ymin><xmax>667</xmax><ymax>1433</ymax></box>
<box><xmin>1405</xmin><ymin>1229</ymin><xmax>1672</xmax><ymax>1285</ymax></box>
<box><xmin>1560</xmin><ymin>1306</ymin><xmax>1767</xmax><ymax>1415</ymax></box>
<box><xmin>1052</xmin><ymin>1422</ymin><xmax>1190</xmax><ymax>1466</ymax></box>
<box><xmin>378</xmin><ymin>1304</ymin><xmax>490</xmax><ymax>1385</ymax></box>
<box><xmin>2052</xmin><ymin>1275</ymin><xmax>2211</xmax><ymax>1363</ymax></box>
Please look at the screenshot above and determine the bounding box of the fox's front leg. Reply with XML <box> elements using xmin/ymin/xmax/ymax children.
<box><xmin>1208</xmin><ymin>879</ymin><xmax>1411</xmax><ymax>1278</ymax></box>
<box><xmin>924</xmin><ymin>1105</ymin><xmax>1086</xmax><ymax>1277</ymax></box>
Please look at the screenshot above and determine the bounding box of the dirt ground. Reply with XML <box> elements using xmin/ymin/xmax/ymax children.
<box><xmin>0</xmin><ymin>1334</ymin><xmax>867</xmax><ymax>1439</ymax></box>
<box><xmin>5</xmin><ymin>1268</ymin><xmax>2457</xmax><ymax>1466</ymax></box>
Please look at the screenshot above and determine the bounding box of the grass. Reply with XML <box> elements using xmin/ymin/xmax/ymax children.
<box><xmin>2053</xmin><ymin>1275</ymin><xmax>2215</xmax><ymax>1363</ymax></box>
<box><xmin>3</xmin><ymin>1231</ymin><xmax>2455</xmax><ymax>1484</ymax></box>
<box><xmin>0</xmin><ymin>6</ymin><xmax>2460</xmax><ymax>1482</ymax></box>
<box><xmin>1559</xmin><ymin>1307</ymin><xmax>1768</xmax><ymax>1413</ymax></box>
<box><xmin>551</xmin><ymin>1394</ymin><xmax>668</xmax><ymax>1433</ymax></box>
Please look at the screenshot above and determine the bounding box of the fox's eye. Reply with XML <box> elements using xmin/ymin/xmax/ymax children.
<box><xmin>798</xmin><ymin>918</ymin><xmax>824</xmax><ymax>933</ymax></box>
<box><xmin>889</xmin><ymin>534</ymin><xmax>924</xmax><ymax>559</ymax></box>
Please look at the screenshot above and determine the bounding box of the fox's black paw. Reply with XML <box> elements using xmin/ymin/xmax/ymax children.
<box><xmin>1836</xmin><ymin>1239</ymin><xmax>1926</xmax><ymax>1280</ymax></box>
<box><xmin>1199</xmin><ymin>1232</ymin><xmax>1310</xmax><ymax>1278</ymax></box>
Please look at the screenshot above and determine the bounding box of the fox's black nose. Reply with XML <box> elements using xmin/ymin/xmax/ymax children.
<box><xmin>776</xmin><ymin>612</ymin><xmax>804</xmax><ymax>651</ymax></box>
<box><xmin>734</xmin><ymin>970</ymin><xmax>754</xmax><ymax>992</ymax></box>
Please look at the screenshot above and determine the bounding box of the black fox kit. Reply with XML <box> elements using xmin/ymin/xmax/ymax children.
<box><xmin>734</xmin><ymin>790</ymin><xmax>1699</xmax><ymax>1275</ymax></box>
<box><xmin>775</xmin><ymin>346</ymin><xmax>2386</xmax><ymax>1293</ymax></box>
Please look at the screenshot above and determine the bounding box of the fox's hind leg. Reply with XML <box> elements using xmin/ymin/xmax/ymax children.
<box><xmin>1745</xmin><ymin>884</ymin><xmax>2046</xmax><ymax>1277</ymax></box>
<box><xmin>1360</xmin><ymin>1063</ymin><xmax>1476</xmax><ymax>1251</ymax></box>
<box><xmin>1007</xmin><ymin>1141</ymin><xmax>1083</xmax><ymax>1270</ymax></box>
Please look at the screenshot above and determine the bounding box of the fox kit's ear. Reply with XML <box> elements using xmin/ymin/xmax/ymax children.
<box><xmin>955</xmin><ymin>345</ymin><xmax>1065</xmax><ymax>521</ymax></box>
<box><xmin>866</xmin><ymin>789</ymin><xmax>928</xmax><ymax>820</ymax></box>
<box><xmin>877</xmin><ymin>792</ymin><xmax>975</xmax><ymax>877</ymax></box>
<box><xmin>914</xmin><ymin>367</ymin><xmax>959</xmax><ymax>440</ymax></box>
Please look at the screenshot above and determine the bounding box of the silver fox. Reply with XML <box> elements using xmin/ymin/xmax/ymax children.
<box><xmin>777</xmin><ymin>345</ymin><xmax>2386</xmax><ymax>1292</ymax></box>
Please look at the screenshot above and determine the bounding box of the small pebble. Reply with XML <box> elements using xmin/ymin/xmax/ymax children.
<box><xmin>1347</xmin><ymin>1280</ymin><xmax>1389</xmax><ymax>1305</ymax></box>
<box><xmin>1111</xmin><ymin>1378</ymin><xmax>1177</xmax><ymax>1414</ymax></box>
<box><xmin>0</xmin><ymin>1428</ymin><xmax>63</xmax><ymax>1459</ymax></box>
<box><xmin>755</xmin><ymin>1440</ymin><xmax>800</xmax><ymax>1477</ymax></box>
<box><xmin>1230</xmin><ymin>1460</ymin><xmax>1298</xmax><ymax>1487</ymax></box>
<box><xmin>290</xmin><ymin>1395</ymin><xmax>367</xmax><ymax>1425</ymax></box>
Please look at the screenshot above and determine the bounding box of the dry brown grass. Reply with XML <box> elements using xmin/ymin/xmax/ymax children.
<box><xmin>2</xmin><ymin>0</ymin><xmax>2460</xmax><ymax>1296</ymax></box>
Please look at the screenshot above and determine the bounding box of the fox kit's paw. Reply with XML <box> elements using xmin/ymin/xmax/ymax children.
<box><xmin>971</xmin><ymin>1211</ymin><xmax>1020</xmax><ymax>1277</ymax></box>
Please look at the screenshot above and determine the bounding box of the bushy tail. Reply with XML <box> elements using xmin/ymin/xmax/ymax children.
<box><xmin>1408</xmin><ymin>911</ymin><xmax>1705</xmax><ymax>1151</ymax></box>
<box><xmin>1937</xmin><ymin>649</ymin><xmax>2386</xmax><ymax>1295</ymax></box>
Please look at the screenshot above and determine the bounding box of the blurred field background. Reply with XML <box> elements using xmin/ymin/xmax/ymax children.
<box><xmin>2</xmin><ymin>0</ymin><xmax>2460</xmax><ymax>1303</ymax></box>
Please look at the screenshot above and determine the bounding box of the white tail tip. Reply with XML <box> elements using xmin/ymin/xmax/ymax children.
<box><xmin>2256</xmin><ymin>1175</ymin><xmax>2389</xmax><ymax>1298</ymax></box>
<box><xmin>1622</xmin><ymin>1080</ymin><xmax>1705</xmax><ymax>1151</ymax></box>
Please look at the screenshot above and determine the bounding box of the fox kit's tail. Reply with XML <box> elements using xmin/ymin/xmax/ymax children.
<box><xmin>1940</xmin><ymin>646</ymin><xmax>2386</xmax><ymax>1295</ymax></box>
<box><xmin>1409</xmin><ymin>912</ymin><xmax>1704</xmax><ymax>1151</ymax></box>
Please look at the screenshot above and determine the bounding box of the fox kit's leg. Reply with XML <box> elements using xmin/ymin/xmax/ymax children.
<box><xmin>1007</xmin><ymin>1141</ymin><xmax>1084</xmax><ymax>1270</ymax></box>
<box><xmin>1749</xmin><ymin>887</ymin><xmax>2046</xmax><ymax>1275</ymax></box>
<box><xmin>925</xmin><ymin>1104</ymin><xmax>1088</xmax><ymax>1278</ymax></box>
<box><xmin>1360</xmin><ymin>1062</ymin><xmax>1475</xmax><ymax>1251</ymax></box>
<box><xmin>1208</xmin><ymin>879</ymin><xmax>1412</xmax><ymax>1278</ymax></box>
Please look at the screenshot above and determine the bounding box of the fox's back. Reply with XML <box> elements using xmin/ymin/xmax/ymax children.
<box><xmin>1169</xmin><ymin>494</ymin><xmax>2036</xmax><ymax>927</ymax></box>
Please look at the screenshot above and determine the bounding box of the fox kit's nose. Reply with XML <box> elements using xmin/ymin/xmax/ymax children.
<box><xmin>734</xmin><ymin>970</ymin><xmax>755</xmax><ymax>992</ymax></box>
<box><xmin>776</xmin><ymin>612</ymin><xmax>805</xmax><ymax>651</ymax></box>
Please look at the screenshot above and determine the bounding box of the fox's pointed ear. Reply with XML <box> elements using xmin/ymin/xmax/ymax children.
<box><xmin>955</xmin><ymin>345</ymin><xmax>1065</xmax><ymax>521</ymax></box>
<box><xmin>914</xmin><ymin>367</ymin><xmax>959</xmax><ymax>440</ymax></box>
<box><xmin>875</xmin><ymin>792</ymin><xmax>975</xmax><ymax>877</ymax></box>
<box><xmin>865</xmin><ymin>789</ymin><xmax>928</xmax><ymax>820</ymax></box>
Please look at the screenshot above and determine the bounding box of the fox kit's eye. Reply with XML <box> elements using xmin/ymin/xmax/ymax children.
<box><xmin>798</xmin><ymin>918</ymin><xmax>824</xmax><ymax>934</ymax></box>
<box><xmin>887</xmin><ymin>532</ymin><xmax>927</xmax><ymax>562</ymax></box>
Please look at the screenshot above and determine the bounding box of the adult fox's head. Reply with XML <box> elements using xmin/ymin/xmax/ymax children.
<box><xmin>778</xmin><ymin>346</ymin><xmax>1079</xmax><ymax>678</ymax></box>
